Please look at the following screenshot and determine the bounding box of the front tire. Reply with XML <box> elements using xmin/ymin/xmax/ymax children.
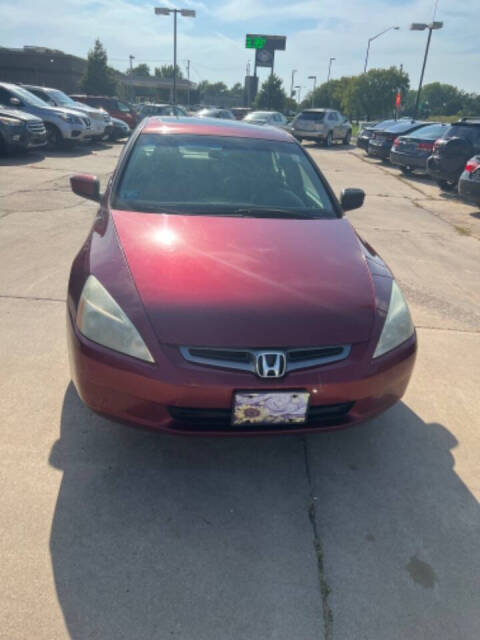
<box><xmin>437</xmin><ymin>179</ymin><xmax>457</xmax><ymax>192</ymax></box>
<box><xmin>343</xmin><ymin>130</ymin><xmax>352</xmax><ymax>145</ymax></box>
<box><xmin>324</xmin><ymin>131</ymin><xmax>333</xmax><ymax>147</ymax></box>
<box><xmin>46</xmin><ymin>124</ymin><xmax>63</xmax><ymax>148</ymax></box>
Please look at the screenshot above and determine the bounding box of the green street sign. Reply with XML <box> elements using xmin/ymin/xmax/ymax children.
<box><xmin>246</xmin><ymin>36</ymin><xmax>266</xmax><ymax>49</ymax></box>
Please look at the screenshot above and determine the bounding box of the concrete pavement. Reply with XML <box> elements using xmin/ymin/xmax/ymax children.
<box><xmin>0</xmin><ymin>140</ymin><xmax>479</xmax><ymax>639</ymax></box>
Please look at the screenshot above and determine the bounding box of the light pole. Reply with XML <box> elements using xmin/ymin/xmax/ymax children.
<box><xmin>364</xmin><ymin>26</ymin><xmax>399</xmax><ymax>73</ymax></box>
<box><xmin>295</xmin><ymin>85</ymin><xmax>302</xmax><ymax>104</ymax></box>
<box><xmin>327</xmin><ymin>57</ymin><xmax>335</xmax><ymax>83</ymax></box>
<box><xmin>410</xmin><ymin>21</ymin><xmax>443</xmax><ymax>119</ymax></box>
<box><xmin>290</xmin><ymin>69</ymin><xmax>297</xmax><ymax>98</ymax></box>
<box><xmin>308</xmin><ymin>75</ymin><xmax>317</xmax><ymax>107</ymax></box>
<box><xmin>154</xmin><ymin>7</ymin><xmax>196</xmax><ymax>105</ymax></box>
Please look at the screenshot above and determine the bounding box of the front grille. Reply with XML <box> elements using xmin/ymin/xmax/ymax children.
<box><xmin>169</xmin><ymin>402</ymin><xmax>354</xmax><ymax>432</ymax></box>
<box><xmin>81</xmin><ymin>117</ymin><xmax>91</xmax><ymax>128</ymax></box>
<box><xmin>27</xmin><ymin>121</ymin><xmax>46</xmax><ymax>134</ymax></box>
<box><xmin>180</xmin><ymin>345</ymin><xmax>350</xmax><ymax>376</ymax></box>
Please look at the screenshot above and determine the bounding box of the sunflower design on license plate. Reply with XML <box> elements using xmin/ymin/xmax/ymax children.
<box><xmin>232</xmin><ymin>391</ymin><xmax>310</xmax><ymax>425</ymax></box>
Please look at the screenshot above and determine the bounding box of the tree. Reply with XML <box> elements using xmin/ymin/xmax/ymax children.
<box><xmin>254</xmin><ymin>74</ymin><xmax>287</xmax><ymax>111</ymax></box>
<box><xmin>155</xmin><ymin>65</ymin><xmax>184</xmax><ymax>80</ymax></box>
<box><xmin>130</xmin><ymin>63</ymin><xmax>151</xmax><ymax>77</ymax></box>
<box><xmin>345</xmin><ymin>67</ymin><xmax>409</xmax><ymax>120</ymax></box>
<box><xmin>81</xmin><ymin>39</ymin><xmax>116</xmax><ymax>96</ymax></box>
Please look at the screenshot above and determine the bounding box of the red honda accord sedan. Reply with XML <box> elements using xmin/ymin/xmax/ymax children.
<box><xmin>67</xmin><ymin>117</ymin><xmax>416</xmax><ymax>434</ymax></box>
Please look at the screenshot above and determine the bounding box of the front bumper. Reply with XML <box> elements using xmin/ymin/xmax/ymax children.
<box><xmin>67</xmin><ymin>311</ymin><xmax>417</xmax><ymax>436</ymax></box>
<box><xmin>390</xmin><ymin>150</ymin><xmax>428</xmax><ymax>170</ymax></box>
<box><xmin>292</xmin><ymin>128</ymin><xmax>325</xmax><ymax>141</ymax></box>
<box><xmin>357</xmin><ymin>136</ymin><xmax>370</xmax><ymax>151</ymax></box>
<box><xmin>368</xmin><ymin>142</ymin><xmax>391</xmax><ymax>160</ymax></box>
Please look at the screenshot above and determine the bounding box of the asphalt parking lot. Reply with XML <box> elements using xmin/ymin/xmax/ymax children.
<box><xmin>1</xmin><ymin>140</ymin><xmax>479</xmax><ymax>640</ymax></box>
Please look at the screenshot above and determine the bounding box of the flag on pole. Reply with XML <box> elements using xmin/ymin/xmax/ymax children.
<box><xmin>395</xmin><ymin>91</ymin><xmax>401</xmax><ymax>108</ymax></box>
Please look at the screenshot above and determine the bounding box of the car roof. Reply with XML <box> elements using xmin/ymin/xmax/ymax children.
<box><xmin>142</xmin><ymin>116</ymin><xmax>294</xmax><ymax>142</ymax></box>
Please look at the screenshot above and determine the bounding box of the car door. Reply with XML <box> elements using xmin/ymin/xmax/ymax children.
<box><xmin>337</xmin><ymin>113</ymin><xmax>349</xmax><ymax>138</ymax></box>
<box><xmin>327</xmin><ymin>111</ymin><xmax>338</xmax><ymax>138</ymax></box>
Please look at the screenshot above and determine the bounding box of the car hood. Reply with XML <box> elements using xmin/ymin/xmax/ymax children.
<box><xmin>112</xmin><ymin>211</ymin><xmax>376</xmax><ymax>348</ymax></box>
<box><xmin>0</xmin><ymin>107</ymin><xmax>42</xmax><ymax>123</ymax></box>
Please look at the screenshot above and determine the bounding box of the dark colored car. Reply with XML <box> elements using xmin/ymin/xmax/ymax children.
<box><xmin>70</xmin><ymin>95</ymin><xmax>139</xmax><ymax>129</ymax></box>
<box><xmin>108</xmin><ymin>117</ymin><xmax>131</xmax><ymax>141</ymax></box>
<box><xmin>390</xmin><ymin>122</ymin><xmax>448</xmax><ymax>174</ymax></box>
<box><xmin>138</xmin><ymin>104</ymin><xmax>188</xmax><ymax>118</ymax></box>
<box><xmin>458</xmin><ymin>155</ymin><xmax>480</xmax><ymax>205</ymax></box>
<box><xmin>0</xmin><ymin>104</ymin><xmax>46</xmax><ymax>153</ymax></box>
<box><xmin>427</xmin><ymin>118</ymin><xmax>480</xmax><ymax>191</ymax></box>
<box><xmin>368</xmin><ymin>120</ymin><xmax>430</xmax><ymax>160</ymax></box>
<box><xmin>67</xmin><ymin>116</ymin><xmax>416</xmax><ymax>435</ymax></box>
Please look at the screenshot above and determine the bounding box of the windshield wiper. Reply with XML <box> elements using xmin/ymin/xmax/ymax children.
<box><xmin>230</xmin><ymin>208</ymin><xmax>318</xmax><ymax>219</ymax></box>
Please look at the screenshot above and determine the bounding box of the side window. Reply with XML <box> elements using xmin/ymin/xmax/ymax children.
<box><xmin>328</xmin><ymin>112</ymin><xmax>335</xmax><ymax>121</ymax></box>
<box><xmin>0</xmin><ymin>87</ymin><xmax>13</xmax><ymax>104</ymax></box>
<box><xmin>117</xmin><ymin>101</ymin><xmax>131</xmax><ymax>113</ymax></box>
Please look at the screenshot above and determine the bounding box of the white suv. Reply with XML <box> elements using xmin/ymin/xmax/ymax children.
<box><xmin>23</xmin><ymin>85</ymin><xmax>110</xmax><ymax>142</ymax></box>
<box><xmin>291</xmin><ymin>108</ymin><xmax>352</xmax><ymax>146</ymax></box>
<box><xmin>0</xmin><ymin>83</ymin><xmax>90</xmax><ymax>147</ymax></box>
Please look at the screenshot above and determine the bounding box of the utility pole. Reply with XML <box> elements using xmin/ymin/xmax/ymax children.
<box><xmin>154</xmin><ymin>7</ymin><xmax>196</xmax><ymax>105</ymax></box>
<box><xmin>327</xmin><ymin>57</ymin><xmax>335</xmax><ymax>83</ymax></box>
<box><xmin>410</xmin><ymin>21</ymin><xmax>443</xmax><ymax>119</ymax></box>
<box><xmin>186</xmin><ymin>59</ymin><xmax>191</xmax><ymax>107</ymax></box>
<box><xmin>129</xmin><ymin>55</ymin><xmax>135</xmax><ymax>101</ymax></box>
<box><xmin>290</xmin><ymin>69</ymin><xmax>297</xmax><ymax>98</ymax></box>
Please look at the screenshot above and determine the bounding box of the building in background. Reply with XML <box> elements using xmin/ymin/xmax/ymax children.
<box><xmin>0</xmin><ymin>46</ymin><xmax>86</xmax><ymax>93</ymax></box>
<box><xmin>0</xmin><ymin>46</ymin><xmax>197</xmax><ymax>103</ymax></box>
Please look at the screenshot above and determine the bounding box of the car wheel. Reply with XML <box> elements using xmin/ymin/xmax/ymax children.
<box><xmin>437</xmin><ymin>179</ymin><xmax>457</xmax><ymax>192</ymax></box>
<box><xmin>343</xmin><ymin>130</ymin><xmax>352</xmax><ymax>145</ymax></box>
<box><xmin>46</xmin><ymin>124</ymin><xmax>63</xmax><ymax>148</ymax></box>
<box><xmin>325</xmin><ymin>131</ymin><xmax>333</xmax><ymax>147</ymax></box>
<box><xmin>401</xmin><ymin>166</ymin><xmax>413</xmax><ymax>175</ymax></box>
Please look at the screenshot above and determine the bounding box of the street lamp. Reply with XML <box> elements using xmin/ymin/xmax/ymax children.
<box><xmin>308</xmin><ymin>75</ymin><xmax>317</xmax><ymax>107</ymax></box>
<box><xmin>364</xmin><ymin>26</ymin><xmax>399</xmax><ymax>73</ymax></box>
<box><xmin>295</xmin><ymin>85</ymin><xmax>302</xmax><ymax>104</ymax></box>
<box><xmin>290</xmin><ymin>69</ymin><xmax>297</xmax><ymax>98</ymax></box>
<box><xmin>327</xmin><ymin>57</ymin><xmax>335</xmax><ymax>83</ymax></box>
<box><xmin>154</xmin><ymin>6</ymin><xmax>196</xmax><ymax>105</ymax></box>
<box><xmin>410</xmin><ymin>21</ymin><xmax>443</xmax><ymax>119</ymax></box>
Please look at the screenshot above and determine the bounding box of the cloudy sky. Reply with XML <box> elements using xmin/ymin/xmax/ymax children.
<box><xmin>2</xmin><ymin>0</ymin><xmax>479</xmax><ymax>94</ymax></box>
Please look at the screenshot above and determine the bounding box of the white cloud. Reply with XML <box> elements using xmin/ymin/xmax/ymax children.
<box><xmin>0</xmin><ymin>0</ymin><xmax>478</xmax><ymax>92</ymax></box>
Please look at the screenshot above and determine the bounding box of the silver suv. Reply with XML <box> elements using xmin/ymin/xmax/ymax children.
<box><xmin>291</xmin><ymin>108</ymin><xmax>352</xmax><ymax>146</ymax></box>
<box><xmin>23</xmin><ymin>85</ymin><xmax>110</xmax><ymax>142</ymax></box>
<box><xmin>0</xmin><ymin>83</ymin><xmax>90</xmax><ymax>147</ymax></box>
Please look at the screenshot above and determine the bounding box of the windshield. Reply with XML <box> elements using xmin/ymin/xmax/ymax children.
<box><xmin>445</xmin><ymin>125</ymin><xmax>480</xmax><ymax>143</ymax></box>
<box><xmin>46</xmin><ymin>89</ymin><xmax>77</xmax><ymax>107</ymax></box>
<box><xmin>114</xmin><ymin>134</ymin><xmax>337</xmax><ymax>218</ymax></box>
<box><xmin>9</xmin><ymin>85</ymin><xmax>50</xmax><ymax>108</ymax></box>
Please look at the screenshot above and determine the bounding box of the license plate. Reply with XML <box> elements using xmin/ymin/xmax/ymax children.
<box><xmin>232</xmin><ymin>391</ymin><xmax>309</xmax><ymax>426</ymax></box>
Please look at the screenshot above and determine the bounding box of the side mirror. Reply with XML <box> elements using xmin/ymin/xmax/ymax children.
<box><xmin>340</xmin><ymin>188</ymin><xmax>365</xmax><ymax>212</ymax></box>
<box><xmin>9</xmin><ymin>97</ymin><xmax>22</xmax><ymax>107</ymax></box>
<box><xmin>70</xmin><ymin>174</ymin><xmax>101</xmax><ymax>202</ymax></box>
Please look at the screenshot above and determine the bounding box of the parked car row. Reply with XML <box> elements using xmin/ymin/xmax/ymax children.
<box><xmin>357</xmin><ymin>117</ymin><xmax>480</xmax><ymax>205</ymax></box>
<box><xmin>0</xmin><ymin>83</ymin><xmax>133</xmax><ymax>155</ymax></box>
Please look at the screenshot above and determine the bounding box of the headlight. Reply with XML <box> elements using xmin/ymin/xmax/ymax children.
<box><xmin>0</xmin><ymin>116</ymin><xmax>22</xmax><ymax>127</ymax></box>
<box><xmin>76</xmin><ymin>275</ymin><xmax>154</xmax><ymax>363</ymax></box>
<box><xmin>373</xmin><ymin>280</ymin><xmax>414</xmax><ymax>358</ymax></box>
<box><xmin>58</xmin><ymin>113</ymin><xmax>73</xmax><ymax>123</ymax></box>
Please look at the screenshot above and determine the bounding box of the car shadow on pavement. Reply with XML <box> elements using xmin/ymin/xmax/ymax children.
<box><xmin>0</xmin><ymin>150</ymin><xmax>45</xmax><ymax>166</ymax></box>
<box><xmin>306</xmin><ymin>402</ymin><xmax>480</xmax><ymax>637</ymax></box>
<box><xmin>48</xmin><ymin>384</ymin><xmax>480</xmax><ymax>639</ymax></box>
<box><xmin>302</xmin><ymin>142</ymin><xmax>354</xmax><ymax>151</ymax></box>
